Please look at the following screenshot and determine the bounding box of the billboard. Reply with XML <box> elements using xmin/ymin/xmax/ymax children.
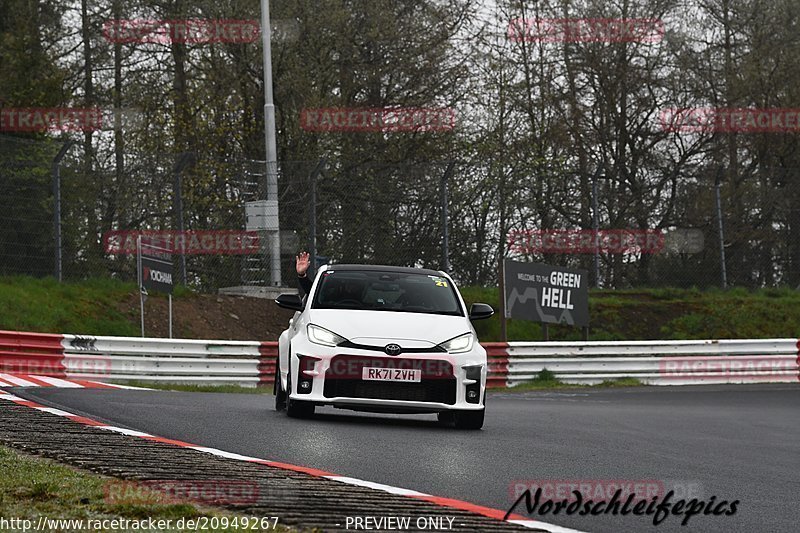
<box><xmin>503</xmin><ymin>260</ymin><xmax>589</xmax><ymax>327</ymax></box>
<box><xmin>139</xmin><ymin>237</ymin><xmax>173</xmax><ymax>294</ymax></box>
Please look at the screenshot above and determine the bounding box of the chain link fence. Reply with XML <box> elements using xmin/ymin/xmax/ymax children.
<box><xmin>0</xmin><ymin>135</ymin><xmax>65</xmax><ymax>278</ymax></box>
<box><xmin>2</xmin><ymin>133</ymin><xmax>799</xmax><ymax>291</ymax></box>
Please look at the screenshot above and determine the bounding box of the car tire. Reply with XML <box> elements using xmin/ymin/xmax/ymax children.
<box><xmin>453</xmin><ymin>408</ymin><xmax>484</xmax><ymax>430</ymax></box>
<box><xmin>274</xmin><ymin>373</ymin><xmax>286</xmax><ymax>411</ymax></box>
<box><xmin>286</xmin><ymin>370</ymin><xmax>315</xmax><ymax>419</ymax></box>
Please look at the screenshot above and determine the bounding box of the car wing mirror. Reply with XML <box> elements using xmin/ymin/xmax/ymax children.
<box><xmin>469</xmin><ymin>302</ymin><xmax>494</xmax><ymax>320</ymax></box>
<box><xmin>275</xmin><ymin>293</ymin><xmax>304</xmax><ymax>312</ymax></box>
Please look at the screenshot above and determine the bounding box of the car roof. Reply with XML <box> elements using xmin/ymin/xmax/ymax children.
<box><xmin>320</xmin><ymin>264</ymin><xmax>446</xmax><ymax>277</ymax></box>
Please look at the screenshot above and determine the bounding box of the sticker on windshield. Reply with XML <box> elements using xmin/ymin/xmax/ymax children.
<box><xmin>428</xmin><ymin>276</ymin><xmax>448</xmax><ymax>287</ymax></box>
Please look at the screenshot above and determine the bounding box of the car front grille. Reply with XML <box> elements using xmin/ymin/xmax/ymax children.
<box><xmin>323</xmin><ymin>355</ymin><xmax>456</xmax><ymax>405</ymax></box>
<box><xmin>337</xmin><ymin>340</ymin><xmax>446</xmax><ymax>353</ymax></box>
<box><xmin>323</xmin><ymin>379</ymin><xmax>457</xmax><ymax>405</ymax></box>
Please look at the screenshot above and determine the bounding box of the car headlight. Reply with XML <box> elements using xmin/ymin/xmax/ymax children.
<box><xmin>307</xmin><ymin>324</ymin><xmax>348</xmax><ymax>347</ymax></box>
<box><xmin>439</xmin><ymin>332</ymin><xmax>474</xmax><ymax>354</ymax></box>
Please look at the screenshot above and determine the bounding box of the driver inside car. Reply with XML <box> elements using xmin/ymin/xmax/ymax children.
<box><xmin>322</xmin><ymin>278</ymin><xmax>365</xmax><ymax>305</ymax></box>
<box><xmin>398</xmin><ymin>284</ymin><xmax>428</xmax><ymax>309</ymax></box>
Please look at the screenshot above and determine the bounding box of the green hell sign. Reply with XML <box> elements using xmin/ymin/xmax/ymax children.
<box><xmin>503</xmin><ymin>260</ymin><xmax>589</xmax><ymax>327</ymax></box>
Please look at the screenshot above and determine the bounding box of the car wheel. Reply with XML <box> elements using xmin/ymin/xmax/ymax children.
<box><xmin>453</xmin><ymin>409</ymin><xmax>484</xmax><ymax>430</ymax></box>
<box><xmin>274</xmin><ymin>373</ymin><xmax>286</xmax><ymax>411</ymax></box>
<box><xmin>286</xmin><ymin>369</ymin><xmax>315</xmax><ymax>419</ymax></box>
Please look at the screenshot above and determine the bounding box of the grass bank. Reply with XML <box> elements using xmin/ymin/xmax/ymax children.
<box><xmin>460</xmin><ymin>286</ymin><xmax>800</xmax><ymax>341</ymax></box>
<box><xmin>0</xmin><ymin>446</ymin><xmax>289</xmax><ymax>532</ymax></box>
<box><xmin>0</xmin><ymin>276</ymin><xmax>140</xmax><ymax>336</ymax></box>
<box><xmin>1</xmin><ymin>276</ymin><xmax>798</xmax><ymax>341</ymax></box>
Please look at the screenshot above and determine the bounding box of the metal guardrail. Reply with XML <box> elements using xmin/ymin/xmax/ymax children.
<box><xmin>2</xmin><ymin>330</ymin><xmax>798</xmax><ymax>388</ymax></box>
<box><xmin>506</xmin><ymin>338</ymin><xmax>798</xmax><ymax>357</ymax></box>
<box><xmin>61</xmin><ymin>334</ymin><xmax>274</xmax><ymax>386</ymax></box>
<box><xmin>502</xmin><ymin>339</ymin><xmax>800</xmax><ymax>386</ymax></box>
<box><xmin>0</xmin><ymin>330</ymin><xmax>66</xmax><ymax>377</ymax></box>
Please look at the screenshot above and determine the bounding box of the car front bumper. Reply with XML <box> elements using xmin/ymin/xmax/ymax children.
<box><xmin>286</xmin><ymin>338</ymin><xmax>486</xmax><ymax>412</ymax></box>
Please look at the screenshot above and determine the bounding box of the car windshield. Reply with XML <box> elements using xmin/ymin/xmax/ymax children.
<box><xmin>311</xmin><ymin>270</ymin><xmax>463</xmax><ymax>316</ymax></box>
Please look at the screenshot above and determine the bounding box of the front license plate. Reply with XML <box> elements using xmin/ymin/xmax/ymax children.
<box><xmin>361</xmin><ymin>367</ymin><xmax>422</xmax><ymax>382</ymax></box>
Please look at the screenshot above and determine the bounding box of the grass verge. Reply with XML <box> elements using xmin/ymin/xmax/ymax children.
<box><xmin>119</xmin><ymin>381</ymin><xmax>271</xmax><ymax>394</ymax></box>
<box><xmin>0</xmin><ymin>445</ymin><xmax>291</xmax><ymax>532</ymax></box>
<box><xmin>496</xmin><ymin>369</ymin><xmax>645</xmax><ymax>392</ymax></box>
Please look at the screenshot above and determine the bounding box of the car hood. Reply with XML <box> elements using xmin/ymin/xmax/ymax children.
<box><xmin>307</xmin><ymin>309</ymin><xmax>470</xmax><ymax>346</ymax></box>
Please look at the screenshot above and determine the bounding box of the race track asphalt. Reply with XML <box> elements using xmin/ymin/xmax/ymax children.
<box><xmin>15</xmin><ymin>383</ymin><xmax>799</xmax><ymax>533</ymax></box>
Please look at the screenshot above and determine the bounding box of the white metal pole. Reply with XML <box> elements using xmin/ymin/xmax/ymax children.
<box><xmin>168</xmin><ymin>294</ymin><xmax>173</xmax><ymax>339</ymax></box>
<box><xmin>261</xmin><ymin>0</ymin><xmax>282</xmax><ymax>286</ymax></box>
<box><xmin>137</xmin><ymin>235</ymin><xmax>144</xmax><ymax>337</ymax></box>
<box><xmin>715</xmin><ymin>176</ymin><xmax>728</xmax><ymax>289</ymax></box>
<box><xmin>52</xmin><ymin>141</ymin><xmax>73</xmax><ymax>282</ymax></box>
<box><xmin>592</xmin><ymin>171</ymin><xmax>600</xmax><ymax>287</ymax></box>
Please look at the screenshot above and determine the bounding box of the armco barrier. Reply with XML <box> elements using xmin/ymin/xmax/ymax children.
<box><xmin>1</xmin><ymin>330</ymin><xmax>798</xmax><ymax>388</ymax></box>
<box><xmin>0</xmin><ymin>330</ymin><xmax>66</xmax><ymax>377</ymax></box>
<box><xmin>490</xmin><ymin>339</ymin><xmax>800</xmax><ymax>386</ymax></box>
<box><xmin>257</xmin><ymin>342</ymin><xmax>278</xmax><ymax>387</ymax></box>
<box><xmin>484</xmin><ymin>342</ymin><xmax>510</xmax><ymax>388</ymax></box>
<box><xmin>62</xmin><ymin>334</ymin><xmax>271</xmax><ymax>386</ymax></box>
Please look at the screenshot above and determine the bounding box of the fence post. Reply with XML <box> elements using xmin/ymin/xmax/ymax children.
<box><xmin>52</xmin><ymin>141</ymin><xmax>74</xmax><ymax>282</ymax></box>
<box><xmin>498</xmin><ymin>259</ymin><xmax>507</xmax><ymax>342</ymax></box>
<box><xmin>591</xmin><ymin>167</ymin><xmax>602</xmax><ymax>287</ymax></box>
<box><xmin>308</xmin><ymin>158</ymin><xmax>326</xmax><ymax>271</ymax></box>
<box><xmin>715</xmin><ymin>168</ymin><xmax>728</xmax><ymax>289</ymax></box>
<box><xmin>173</xmin><ymin>152</ymin><xmax>195</xmax><ymax>285</ymax></box>
<box><xmin>440</xmin><ymin>161</ymin><xmax>455</xmax><ymax>272</ymax></box>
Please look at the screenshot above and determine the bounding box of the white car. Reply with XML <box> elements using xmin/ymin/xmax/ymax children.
<box><xmin>274</xmin><ymin>264</ymin><xmax>494</xmax><ymax>429</ymax></box>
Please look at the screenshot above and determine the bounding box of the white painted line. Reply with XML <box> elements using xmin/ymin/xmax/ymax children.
<box><xmin>85</xmin><ymin>381</ymin><xmax>152</xmax><ymax>390</ymax></box>
<box><xmin>324</xmin><ymin>476</ymin><xmax>429</xmax><ymax>497</ymax></box>
<box><xmin>0</xmin><ymin>374</ymin><xmax>40</xmax><ymax>387</ymax></box>
<box><xmin>0</xmin><ymin>393</ymin><xmax>23</xmax><ymax>401</ymax></box>
<box><xmin>188</xmin><ymin>447</ymin><xmax>267</xmax><ymax>462</ymax></box>
<box><xmin>97</xmin><ymin>426</ymin><xmax>153</xmax><ymax>437</ymax></box>
<box><xmin>30</xmin><ymin>375</ymin><xmax>84</xmax><ymax>388</ymax></box>
<box><xmin>34</xmin><ymin>407</ymin><xmax>75</xmax><ymax>417</ymax></box>
<box><xmin>508</xmin><ymin>520</ymin><xmax>587</xmax><ymax>533</ymax></box>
